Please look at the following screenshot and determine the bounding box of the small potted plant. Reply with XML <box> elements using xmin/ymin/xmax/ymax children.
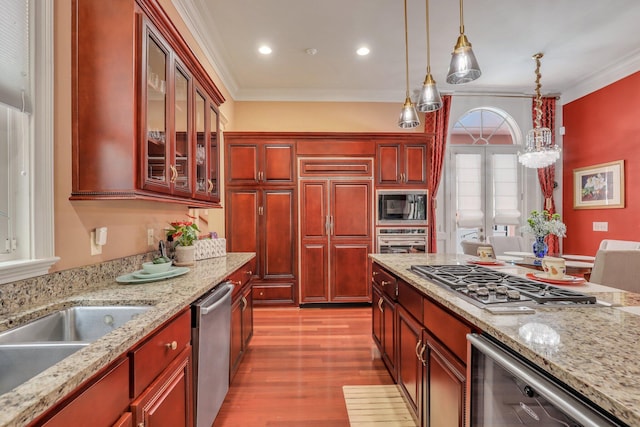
<box><xmin>522</xmin><ymin>210</ymin><xmax>566</xmax><ymax>261</ymax></box>
<box><xmin>167</xmin><ymin>217</ymin><xmax>200</xmax><ymax>266</ymax></box>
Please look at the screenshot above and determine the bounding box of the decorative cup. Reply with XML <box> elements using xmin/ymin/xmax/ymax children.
<box><xmin>542</xmin><ymin>256</ymin><xmax>566</xmax><ymax>279</ymax></box>
<box><xmin>476</xmin><ymin>246</ymin><xmax>494</xmax><ymax>261</ymax></box>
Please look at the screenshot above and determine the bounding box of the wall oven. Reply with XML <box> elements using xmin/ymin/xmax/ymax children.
<box><xmin>376</xmin><ymin>228</ymin><xmax>427</xmax><ymax>254</ymax></box>
<box><xmin>467</xmin><ymin>333</ymin><xmax>624</xmax><ymax>426</ymax></box>
<box><xmin>376</xmin><ymin>189</ymin><xmax>427</xmax><ymax>226</ymax></box>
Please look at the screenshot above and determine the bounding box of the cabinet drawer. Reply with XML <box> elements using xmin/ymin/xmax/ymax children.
<box><xmin>130</xmin><ymin>309</ymin><xmax>191</xmax><ymax>396</ymax></box>
<box><xmin>372</xmin><ymin>263</ymin><xmax>398</xmax><ymax>300</ymax></box>
<box><xmin>397</xmin><ymin>280</ymin><xmax>423</xmax><ymax>321</ymax></box>
<box><xmin>38</xmin><ymin>358</ymin><xmax>130</xmax><ymax>426</ymax></box>
<box><xmin>253</xmin><ymin>284</ymin><xmax>295</xmax><ymax>302</ymax></box>
<box><xmin>423</xmin><ymin>298</ymin><xmax>472</xmax><ymax>363</ymax></box>
<box><xmin>228</xmin><ymin>259</ymin><xmax>256</xmax><ymax>297</ymax></box>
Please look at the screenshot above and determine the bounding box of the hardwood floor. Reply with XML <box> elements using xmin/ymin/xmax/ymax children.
<box><xmin>213</xmin><ymin>306</ymin><xmax>394</xmax><ymax>427</ymax></box>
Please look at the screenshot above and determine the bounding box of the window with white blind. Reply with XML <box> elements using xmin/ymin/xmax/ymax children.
<box><xmin>0</xmin><ymin>1</ymin><xmax>57</xmax><ymax>284</ymax></box>
<box><xmin>449</xmin><ymin>107</ymin><xmax>523</xmax><ymax>252</ymax></box>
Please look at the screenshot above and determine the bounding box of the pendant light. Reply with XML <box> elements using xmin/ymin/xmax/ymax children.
<box><xmin>518</xmin><ymin>53</ymin><xmax>561</xmax><ymax>168</ymax></box>
<box><xmin>416</xmin><ymin>0</ymin><xmax>442</xmax><ymax>112</ymax></box>
<box><xmin>398</xmin><ymin>0</ymin><xmax>420</xmax><ymax>129</ymax></box>
<box><xmin>446</xmin><ymin>0</ymin><xmax>481</xmax><ymax>84</ymax></box>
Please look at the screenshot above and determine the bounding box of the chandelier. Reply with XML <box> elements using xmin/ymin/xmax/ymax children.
<box><xmin>518</xmin><ymin>53</ymin><xmax>561</xmax><ymax>169</ymax></box>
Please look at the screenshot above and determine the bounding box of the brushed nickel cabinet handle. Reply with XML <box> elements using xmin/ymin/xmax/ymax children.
<box><xmin>170</xmin><ymin>165</ymin><xmax>177</xmax><ymax>183</ymax></box>
<box><xmin>415</xmin><ymin>340</ymin><xmax>422</xmax><ymax>360</ymax></box>
<box><xmin>166</xmin><ymin>341</ymin><xmax>177</xmax><ymax>350</ymax></box>
<box><xmin>419</xmin><ymin>343</ymin><xmax>427</xmax><ymax>365</ymax></box>
<box><xmin>207</xmin><ymin>179</ymin><xmax>214</xmax><ymax>192</ymax></box>
<box><xmin>378</xmin><ymin>297</ymin><xmax>384</xmax><ymax>312</ymax></box>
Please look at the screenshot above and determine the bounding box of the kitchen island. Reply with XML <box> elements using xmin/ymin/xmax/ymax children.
<box><xmin>370</xmin><ymin>253</ymin><xmax>640</xmax><ymax>426</ymax></box>
<box><xmin>0</xmin><ymin>252</ymin><xmax>255</xmax><ymax>427</ymax></box>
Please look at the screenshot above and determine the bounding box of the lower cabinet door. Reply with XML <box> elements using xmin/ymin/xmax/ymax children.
<box><xmin>131</xmin><ymin>346</ymin><xmax>193</xmax><ymax>427</ymax></box>
<box><xmin>396</xmin><ymin>306</ymin><xmax>424</xmax><ymax>423</ymax></box>
<box><xmin>424</xmin><ymin>333</ymin><xmax>466</xmax><ymax>427</ymax></box>
<box><xmin>112</xmin><ymin>412</ymin><xmax>133</xmax><ymax>427</ymax></box>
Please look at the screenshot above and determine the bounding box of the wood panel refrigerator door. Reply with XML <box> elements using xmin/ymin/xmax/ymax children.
<box><xmin>262</xmin><ymin>189</ymin><xmax>295</xmax><ymax>280</ymax></box>
<box><xmin>299</xmin><ymin>180</ymin><xmax>329</xmax><ymax>303</ymax></box>
<box><xmin>330</xmin><ymin>180</ymin><xmax>372</xmax><ymax>302</ymax></box>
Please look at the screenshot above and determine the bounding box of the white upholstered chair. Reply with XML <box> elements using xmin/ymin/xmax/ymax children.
<box><xmin>487</xmin><ymin>236</ymin><xmax>528</xmax><ymax>256</ymax></box>
<box><xmin>598</xmin><ymin>239</ymin><xmax>640</xmax><ymax>250</ymax></box>
<box><xmin>589</xmin><ymin>250</ymin><xmax>640</xmax><ymax>293</ymax></box>
<box><xmin>461</xmin><ymin>240</ymin><xmax>494</xmax><ymax>257</ymax></box>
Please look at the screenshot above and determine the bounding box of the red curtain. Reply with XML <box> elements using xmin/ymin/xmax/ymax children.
<box><xmin>424</xmin><ymin>95</ymin><xmax>452</xmax><ymax>252</ymax></box>
<box><xmin>534</xmin><ymin>97</ymin><xmax>559</xmax><ymax>254</ymax></box>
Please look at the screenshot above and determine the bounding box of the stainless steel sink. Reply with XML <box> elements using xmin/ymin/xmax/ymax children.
<box><xmin>0</xmin><ymin>305</ymin><xmax>151</xmax><ymax>396</ymax></box>
<box><xmin>0</xmin><ymin>305</ymin><xmax>151</xmax><ymax>344</ymax></box>
<box><xmin>0</xmin><ymin>342</ymin><xmax>89</xmax><ymax>395</ymax></box>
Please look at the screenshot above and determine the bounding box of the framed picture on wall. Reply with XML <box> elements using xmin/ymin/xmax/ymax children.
<box><xmin>573</xmin><ymin>160</ymin><xmax>625</xmax><ymax>209</ymax></box>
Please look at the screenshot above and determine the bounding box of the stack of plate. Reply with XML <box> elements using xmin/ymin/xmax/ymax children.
<box><xmin>116</xmin><ymin>266</ymin><xmax>190</xmax><ymax>284</ymax></box>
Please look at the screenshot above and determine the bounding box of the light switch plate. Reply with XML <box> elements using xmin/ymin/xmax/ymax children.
<box><xmin>90</xmin><ymin>231</ymin><xmax>102</xmax><ymax>255</ymax></box>
<box><xmin>147</xmin><ymin>228</ymin><xmax>154</xmax><ymax>246</ymax></box>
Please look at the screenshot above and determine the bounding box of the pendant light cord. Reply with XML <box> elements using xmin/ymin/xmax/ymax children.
<box><xmin>426</xmin><ymin>0</ymin><xmax>432</xmax><ymax>73</ymax></box>
<box><xmin>403</xmin><ymin>0</ymin><xmax>410</xmax><ymax>98</ymax></box>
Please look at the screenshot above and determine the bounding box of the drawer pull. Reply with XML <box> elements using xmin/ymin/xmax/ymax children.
<box><xmin>415</xmin><ymin>340</ymin><xmax>423</xmax><ymax>360</ymax></box>
<box><xmin>378</xmin><ymin>297</ymin><xmax>384</xmax><ymax>312</ymax></box>
<box><xmin>246</xmin><ymin>270</ymin><xmax>252</xmax><ymax>275</ymax></box>
<box><xmin>381</xmin><ymin>280</ymin><xmax>390</xmax><ymax>287</ymax></box>
<box><xmin>166</xmin><ymin>341</ymin><xmax>177</xmax><ymax>351</ymax></box>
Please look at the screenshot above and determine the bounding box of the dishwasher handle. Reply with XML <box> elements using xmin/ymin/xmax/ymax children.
<box><xmin>199</xmin><ymin>282</ymin><xmax>234</xmax><ymax>316</ymax></box>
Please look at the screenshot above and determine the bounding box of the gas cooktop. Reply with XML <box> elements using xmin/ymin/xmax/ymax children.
<box><xmin>410</xmin><ymin>264</ymin><xmax>598</xmax><ymax>307</ymax></box>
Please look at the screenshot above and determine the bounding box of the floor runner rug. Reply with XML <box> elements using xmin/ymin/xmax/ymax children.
<box><xmin>342</xmin><ymin>385</ymin><xmax>417</xmax><ymax>426</ymax></box>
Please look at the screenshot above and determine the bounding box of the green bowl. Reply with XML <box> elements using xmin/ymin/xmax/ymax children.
<box><xmin>141</xmin><ymin>261</ymin><xmax>172</xmax><ymax>275</ymax></box>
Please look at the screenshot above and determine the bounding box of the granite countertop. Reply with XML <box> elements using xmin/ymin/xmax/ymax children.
<box><xmin>370</xmin><ymin>253</ymin><xmax>640</xmax><ymax>427</ymax></box>
<box><xmin>0</xmin><ymin>252</ymin><xmax>255</xmax><ymax>427</ymax></box>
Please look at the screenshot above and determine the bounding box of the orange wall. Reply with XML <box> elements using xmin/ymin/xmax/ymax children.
<box><xmin>562</xmin><ymin>71</ymin><xmax>640</xmax><ymax>255</ymax></box>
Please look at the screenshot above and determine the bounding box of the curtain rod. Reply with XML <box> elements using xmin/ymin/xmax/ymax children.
<box><xmin>441</xmin><ymin>91</ymin><xmax>561</xmax><ymax>100</ymax></box>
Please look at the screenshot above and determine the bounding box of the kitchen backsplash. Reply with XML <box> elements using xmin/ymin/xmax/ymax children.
<box><xmin>0</xmin><ymin>252</ymin><xmax>154</xmax><ymax>316</ymax></box>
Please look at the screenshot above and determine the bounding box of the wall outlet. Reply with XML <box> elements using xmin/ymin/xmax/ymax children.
<box><xmin>147</xmin><ymin>228</ymin><xmax>155</xmax><ymax>246</ymax></box>
<box><xmin>593</xmin><ymin>221</ymin><xmax>608</xmax><ymax>232</ymax></box>
<box><xmin>90</xmin><ymin>231</ymin><xmax>102</xmax><ymax>255</ymax></box>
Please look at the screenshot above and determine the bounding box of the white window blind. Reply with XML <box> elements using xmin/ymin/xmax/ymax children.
<box><xmin>0</xmin><ymin>0</ymin><xmax>30</xmax><ymax>112</ymax></box>
<box><xmin>456</xmin><ymin>153</ymin><xmax>484</xmax><ymax>228</ymax></box>
<box><xmin>492</xmin><ymin>153</ymin><xmax>521</xmax><ymax>225</ymax></box>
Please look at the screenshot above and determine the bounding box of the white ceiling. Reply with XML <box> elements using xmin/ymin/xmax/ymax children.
<box><xmin>173</xmin><ymin>0</ymin><xmax>640</xmax><ymax>104</ymax></box>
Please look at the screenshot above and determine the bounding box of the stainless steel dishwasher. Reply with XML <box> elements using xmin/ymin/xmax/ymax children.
<box><xmin>192</xmin><ymin>282</ymin><xmax>234</xmax><ymax>427</ymax></box>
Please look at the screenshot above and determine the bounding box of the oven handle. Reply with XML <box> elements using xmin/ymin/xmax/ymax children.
<box><xmin>467</xmin><ymin>334</ymin><xmax>618</xmax><ymax>427</ymax></box>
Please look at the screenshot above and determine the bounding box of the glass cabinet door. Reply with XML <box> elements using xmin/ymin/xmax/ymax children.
<box><xmin>209</xmin><ymin>105</ymin><xmax>219</xmax><ymax>200</ymax></box>
<box><xmin>145</xmin><ymin>32</ymin><xmax>169</xmax><ymax>187</ymax></box>
<box><xmin>195</xmin><ymin>89</ymin><xmax>207</xmax><ymax>195</ymax></box>
<box><xmin>173</xmin><ymin>64</ymin><xmax>191</xmax><ymax>194</ymax></box>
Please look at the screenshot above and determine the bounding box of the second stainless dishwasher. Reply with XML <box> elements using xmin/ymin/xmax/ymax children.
<box><xmin>191</xmin><ymin>282</ymin><xmax>234</xmax><ymax>427</ymax></box>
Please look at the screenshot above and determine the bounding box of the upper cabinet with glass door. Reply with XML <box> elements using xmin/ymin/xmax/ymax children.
<box><xmin>71</xmin><ymin>0</ymin><xmax>224</xmax><ymax>207</ymax></box>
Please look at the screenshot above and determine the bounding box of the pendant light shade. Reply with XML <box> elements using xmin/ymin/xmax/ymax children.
<box><xmin>446</xmin><ymin>0</ymin><xmax>481</xmax><ymax>84</ymax></box>
<box><xmin>398</xmin><ymin>0</ymin><xmax>419</xmax><ymax>129</ymax></box>
<box><xmin>416</xmin><ymin>0</ymin><xmax>442</xmax><ymax>112</ymax></box>
<box><xmin>518</xmin><ymin>53</ymin><xmax>561</xmax><ymax>169</ymax></box>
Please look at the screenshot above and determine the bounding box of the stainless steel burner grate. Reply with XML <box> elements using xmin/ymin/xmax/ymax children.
<box><xmin>410</xmin><ymin>264</ymin><xmax>597</xmax><ymax>306</ymax></box>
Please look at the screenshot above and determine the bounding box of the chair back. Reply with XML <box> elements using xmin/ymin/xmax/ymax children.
<box><xmin>589</xmin><ymin>250</ymin><xmax>640</xmax><ymax>293</ymax></box>
<box><xmin>598</xmin><ymin>239</ymin><xmax>640</xmax><ymax>250</ymax></box>
<box><xmin>460</xmin><ymin>240</ymin><xmax>494</xmax><ymax>257</ymax></box>
<box><xmin>487</xmin><ymin>236</ymin><xmax>527</xmax><ymax>256</ymax></box>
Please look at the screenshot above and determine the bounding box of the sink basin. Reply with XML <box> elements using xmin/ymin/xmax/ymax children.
<box><xmin>0</xmin><ymin>342</ymin><xmax>89</xmax><ymax>395</ymax></box>
<box><xmin>0</xmin><ymin>305</ymin><xmax>151</xmax><ymax>344</ymax></box>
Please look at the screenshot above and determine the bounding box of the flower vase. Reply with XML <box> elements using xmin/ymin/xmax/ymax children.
<box><xmin>174</xmin><ymin>245</ymin><xmax>196</xmax><ymax>266</ymax></box>
<box><xmin>532</xmin><ymin>236</ymin><xmax>548</xmax><ymax>265</ymax></box>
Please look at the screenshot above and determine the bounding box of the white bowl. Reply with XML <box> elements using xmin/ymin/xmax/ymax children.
<box><xmin>141</xmin><ymin>261</ymin><xmax>172</xmax><ymax>275</ymax></box>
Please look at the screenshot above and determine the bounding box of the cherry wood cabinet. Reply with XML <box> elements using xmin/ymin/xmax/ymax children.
<box><xmin>299</xmin><ymin>177</ymin><xmax>372</xmax><ymax>303</ymax></box>
<box><xmin>370</xmin><ymin>261</ymin><xmax>474</xmax><ymax>427</ymax></box>
<box><xmin>225</xmin><ymin>188</ymin><xmax>296</xmax><ymax>306</ymax></box>
<box><xmin>376</xmin><ymin>141</ymin><xmax>429</xmax><ymax>187</ymax></box>
<box><xmin>32</xmin><ymin>357</ymin><xmax>131</xmax><ymax>427</ymax></box>
<box><xmin>226</xmin><ymin>259</ymin><xmax>255</xmax><ymax>381</ymax></box>
<box><xmin>71</xmin><ymin>0</ymin><xmax>223</xmax><ymax>207</ymax></box>
<box><xmin>226</xmin><ymin>141</ymin><xmax>294</xmax><ymax>186</ymax></box>
<box><xmin>372</xmin><ymin>284</ymin><xmax>396</xmax><ymax>381</ymax></box>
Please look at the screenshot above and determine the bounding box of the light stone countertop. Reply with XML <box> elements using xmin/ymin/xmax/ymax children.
<box><xmin>370</xmin><ymin>253</ymin><xmax>640</xmax><ymax>427</ymax></box>
<box><xmin>0</xmin><ymin>252</ymin><xmax>255</xmax><ymax>427</ymax></box>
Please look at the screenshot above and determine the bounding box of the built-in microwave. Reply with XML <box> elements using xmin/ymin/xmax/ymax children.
<box><xmin>376</xmin><ymin>189</ymin><xmax>428</xmax><ymax>226</ymax></box>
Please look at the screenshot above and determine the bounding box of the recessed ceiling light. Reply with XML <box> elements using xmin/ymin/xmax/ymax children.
<box><xmin>258</xmin><ymin>45</ymin><xmax>272</xmax><ymax>55</ymax></box>
<box><xmin>356</xmin><ymin>47</ymin><xmax>370</xmax><ymax>56</ymax></box>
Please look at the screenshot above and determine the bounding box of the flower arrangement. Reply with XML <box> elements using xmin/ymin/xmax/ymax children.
<box><xmin>522</xmin><ymin>210</ymin><xmax>566</xmax><ymax>238</ymax></box>
<box><xmin>166</xmin><ymin>217</ymin><xmax>200</xmax><ymax>246</ymax></box>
